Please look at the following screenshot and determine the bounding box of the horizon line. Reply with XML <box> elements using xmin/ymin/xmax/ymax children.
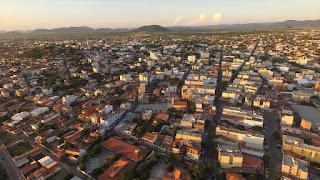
<box><xmin>1</xmin><ymin>18</ymin><xmax>320</xmax><ymax>32</ymax></box>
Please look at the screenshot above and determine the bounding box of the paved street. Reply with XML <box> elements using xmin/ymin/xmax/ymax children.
<box><xmin>0</xmin><ymin>143</ymin><xmax>25</xmax><ymax>180</ymax></box>
<box><xmin>263</xmin><ymin>112</ymin><xmax>282</xmax><ymax>180</ymax></box>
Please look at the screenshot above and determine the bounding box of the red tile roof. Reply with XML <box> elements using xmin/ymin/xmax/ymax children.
<box><xmin>101</xmin><ymin>137</ymin><xmax>147</xmax><ymax>162</ymax></box>
<box><xmin>242</xmin><ymin>156</ymin><xmax>263</xmax><ymax>169</ymax></box>
<box><xmin>97</xmin><ymin>156</ymin><xmax>135</xmax><ymax>180</ymax></box>
<box><xmin>142</xmin><ymin>132</ymin><xmax>157</xmax><ymax>142</ymax></box>
<box><xmin>173</xmin><ymin>101</ymin><xmax>187</xmax><ymax>107</ymax></box>
<box><xmin>225</xmin><ymin>173</ymin><xmax>246</xmax><ymax>180</ymax></box>
<box><xmin>21</xmin><ymin>162</ymin><xmax>39</xmax><ymax>175</ymax></box>
<box><xmin>65</xmin><ymin>131</ymin><xmax>81</xmax><ymax>142</ymax></box>
<box><xmin>156</xmin><ymin>113</ymin><xmax>169</xmax><ymax>120</ymax></box>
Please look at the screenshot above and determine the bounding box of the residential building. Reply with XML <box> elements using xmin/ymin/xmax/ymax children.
<box><xmin>218</xmin><ymin>144</ymin><xmax>243</xmax><ymax>169</ymax></box>
<box><xmin>281</xmin><ymin>155</ymin><xmax>308</xmax><ymax>180</ymax></box>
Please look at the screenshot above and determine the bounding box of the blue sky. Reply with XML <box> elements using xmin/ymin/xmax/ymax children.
<box><xmin>0</xmin><ymin>0</ymin><xmax>319</xmax><ymax>30</ymax></box>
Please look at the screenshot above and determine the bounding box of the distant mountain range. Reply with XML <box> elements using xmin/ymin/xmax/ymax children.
<box><xmin>171</xmin><ymin>19</ymin><xmax>320</xmax><ymax>30</ymax></box>
<box><xmin>1</xmin><ymin>19</ymin><xmax>320</xmax><ymax>35</ymax></box>
<box><xmin>132</xmin><ymin>25</ymin><xmax>169</xmax><ymax>32</ymax></box>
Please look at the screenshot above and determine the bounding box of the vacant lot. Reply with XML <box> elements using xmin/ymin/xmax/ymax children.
<box><xmin>46</xmin><ymin>169</ymin><xmax>71</xmax><ymax>180</ymax></box>
<box><xmin>8</xmin><ymin>142</ymin><xmax>33</xmax><ymax>157</ymax></box>
<box><xmin>149</xmin><ymin>160</ymin><xmax>167</xmax><ymax>180</ymax></box>
<box><xmin>85</xmin><ymin>148</ymin><xmax>115</xmax><ymax>174</ymax></box>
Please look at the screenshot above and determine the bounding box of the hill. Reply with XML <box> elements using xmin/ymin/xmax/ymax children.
<box><xmin>31</xmin><ymin>26</ymin><xmax>115</xmax><ymax>34</ymax></box>
<box><xmin>133</xmin><ymin>25</ymin><xmax>169</xmax><ymax>32</ymax></box>
<box><xmin>170</xmin><ymin>19</ymin><xmax>320</xmax><ymax>30</ymax></box>
<box><xmin>2</xmin><ymin>19</ymin><xmax>320</xmax><ymax>35</ymax></box>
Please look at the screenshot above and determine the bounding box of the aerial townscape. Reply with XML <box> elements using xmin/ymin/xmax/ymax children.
<box><xmin>0</xmin><ymin>1</ymin><xmax>320</xmax><ymax>180</ymax></box>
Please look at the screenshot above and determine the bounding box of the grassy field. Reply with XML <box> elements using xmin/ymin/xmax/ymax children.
<box><xmin>46</xmin><ymin>169</ymin><xmax>72</xmax><ymax>180</ymax></box>
<box><xmin>33</xmin><ymin>153</ymin><xmax>45</xmax><ymax>161</ymax></box>
<box><xmin>8</xmin><ymin>142</ymin><xmax>33</xmax><ymax>157</ymax></box>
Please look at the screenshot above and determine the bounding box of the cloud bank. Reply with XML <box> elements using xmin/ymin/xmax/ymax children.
<box><xmin>186</xmin><ymin>13</ymin><xmax>222</xmax><ymax>26</ymax></box>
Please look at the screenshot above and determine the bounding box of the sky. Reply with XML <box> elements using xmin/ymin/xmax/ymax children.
<box><xmin>0</xmin><ymin>0</ymin><xmax>320</xmax><ymax>31</ymax></box>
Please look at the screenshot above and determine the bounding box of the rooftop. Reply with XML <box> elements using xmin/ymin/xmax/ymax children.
<box><xmin>101</xmin><ymin>137</ymin><xmax>147</xmax><ymax>162</ymax></box>
<box><xmin>97</xmin><ymin>156</ymin><xmax>135</xmax><ymax>180</ymax></box>
<box><xmin>291</xmin><ymin>104</ymin><xmax>320</xmax><ymax>130</ymax></box>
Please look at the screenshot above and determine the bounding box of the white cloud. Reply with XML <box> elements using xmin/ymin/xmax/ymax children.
<box><xmin>212</xmin><ymin>13</ymin><xmax>222</xmax><ymax>22</ymax></box>
<box><xmin>172</xmin><ymin>16</ymin><xmax>182</xmax><ymax>25</ymax></box>
<box><xmin>187</xmin><ymin>13</ymin><xmax>222</xmax><ymax>26</ymax></box>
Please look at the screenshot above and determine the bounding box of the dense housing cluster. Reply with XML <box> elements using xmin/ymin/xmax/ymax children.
<box><xmin>0</xmin><ymin>29</ymin><xmax>319</xmax><ymax>180</ymax></box>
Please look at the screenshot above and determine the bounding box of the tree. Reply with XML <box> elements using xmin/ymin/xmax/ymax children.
<box><xmin>166</xmin><ymin>163</ymin><xmax>174</xmax><ymax>172</ymax></box>
<box><xmin>263</xmin><ymin>155</ymin><xmax>270</xmax><ymax>169</ymax></box>
<box><xmin>58</xmin><ymin>137</ymin><xmax>65</xmax><ymax>144</ymax></box>
<box><xmin>64</xmin><ymin>173</ymin><xmax>74</xmax><ymax>180</ymax></box>
<box><xmin>81</xmin><ymin>129</ymin><xmax>90</xmax><ymax>136</ymax></box>
<box><xmin>247</xmin><ymin>174</ymin><xmax>258</xmax><ymax>180</ymax></box>
<box><xmin>190</xmin><ymin>164</ymin><xmax>204</xmax><ymax>180</ymax></box>
<box><xmin>272</xmin><ymin>131</ymin><xmax>281</xmax><ymax>140</ymax></box>
<box><xmin>79</xmin><ymin>164</ymin><xmax>86</xmax><ymax>171</ymax></box>
<box><xmin>273</xmin><ymin>173</ymin><xmax>281</xmax><ymax>180</ymax></box>
<box><xmin>121</xmin><ymin>165</ymin><xmax>137</xmax><ymax>180</ymax></box>
<box><xmin>189</xmin><ymin>104</ymin><xmax>196</xmax><ymax>113</ymax></box>
<box><xmin>92</xmin><ymin>145</ymin><xmax>101</xmax><ymax>155</ymax></box>
<box><xmin>91</xmin><ymin>167</ymin><xmax>103</xmax><ymax>177</ymax></box>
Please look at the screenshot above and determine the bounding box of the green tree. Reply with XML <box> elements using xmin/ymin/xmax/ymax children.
<box><xmin>92</xmin><ymin>145</ymin><xmax>101</xmax><ymax>155</ymax></box>
<box><xmin>247</xmin><ymin>174</ymin><xmax>258</xmax><ymax>180</ymax></box>
<box><xmin>166</xmin><ymin>163</ymin><xmax>174</xmax><ymax>172</ymax></box>
<box><xmin>273</xmin><ymin>173</ymin><xmax>281</xmax><ymax>180</ymax></box>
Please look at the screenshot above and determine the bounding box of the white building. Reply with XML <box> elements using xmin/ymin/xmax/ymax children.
<box><xmin>142</xmin><ymin>110</ymin><xmax>152</xmax><ymax>121</ymax></box>
<box><xmin>42</xmin><ymin>88</ymin><xmax>53</xmax><ymax>96</ymax></box>
<box><xmin>201</xmin><ymin>52</ymin><xmax>210</xmax><ymax>59</ymax></box>
<box><xmin>62</xmin><ymin>95</ymin><xmax>76</xmax><ymax>105</ymax></box>
<box><xmin>139</xmin><ymin>73</ymin><xmax>149</xmax><ymax>84</ymax></box>
<box><xmin>99</xmin><ymin>110</ymin><xmax>125</xmax><ymax>130</ymax></box>
<box><xmin>188</xmin><ymin>55</ymin><xmax>197</xmax><ymax>62</ymax></box>
<box><xmin>150</xmin><ymin>52</ymin><xmax>159</xmax><ymax>60</ymax></box>
<box><xmin>11</xmin><ymin>112</ymin><xmax>30</xmax><ymax>121</ymax></box>
<box><xmin>281</xmin><ymin>114</ymin><xmax>294</xmax><ymax>126</ymax></box>
<box><xmin>30</xmin><ymin>107</ymin><xmax>49</xmax><ymax>117</ymax></box>
<box><xmin>120</xmin><ymin>74</ymin><xmax>133</xmax><ymax>83</ymax></box>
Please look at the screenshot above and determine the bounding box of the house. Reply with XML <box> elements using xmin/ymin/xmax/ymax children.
<box><xmin>99</xmin><ymin>109</ymin><xmax>125</xmax><ymax>130</ymax></box>
<box><xmin>281</xmin><ymin>114</ymin><xmax>294</xmax><ymax>126</ymax></box>
<box><xmin>11</xmin><ymin>111</ymin><xmax>30</xmax><ymax>121</ymax></box>
<box><xmin>142</xmin><ymin>132</ymin><xmax>158</xmax><ymax>144</ymax></box>
<box><xmin>65</xmin><ymin>148</ymin><xmax>86</xmax><ymax>157</ymax></box>
<box><xmin>62</xmin><ymin>95</ymin><xmax>76</xmax><ymax>105</ymax></box>
<box><xmin>142</xmin><ymin>110</ymin><xmax>152</xmax><ymax>121</ymax></box>
<box><xmin>218</xmin><ymin>144</ymin><xmax>243</xmax><ymax>169</ymax></box>
<box><xmin>175</xmin><ymin>130</ymin><xmax>202</xmax><ymax>142</ymax></box>
<box><xmin>186</xmin><ymin>143</ymin><xmax>201</xmax><ymax>161</ymax></box>
<box><xmin>216</xmin><ymin>126</ymin><xmax>264</xmax><ymax>151</ymax></box>
<box><xmin>97</xmin><ymin>156</ymin><xmax>135</xmax><ymax>180</ymax></box>
<box><xmin>163</xmin><ymin>167</ymin><xmax>191</xmax><ymax>180</ymax></box>
<box><xmin>283</xmin><ymin>135</ymin><xmax>320</xmax><ymax>163</ymax></box>
<box><xmin>225</xmin><ymin>173</ymin><xmax>246</xmax><ymax>180</ymax></box>
<box><xmin>101</xmin><ymin>137</ymin><xmax>147</xmax><ymax>162</ymax></box>
<box><xmin>21</xmin><ymin>162</ymin><xmax>39</xmax><ymax>175</ymax></box>
<box><xmin>155</xmin><ymin>113</ymin><xmax>169</xmax><ymax>122</ymax></box>
<box><xmin>172</xmin><ymin>99</ymin><xmax>187</xmax><ymax>111</ymax></box>
<box><xmin>281</xmin><ymin>155</ymin><xmax>308</xmax><ymax>180</ymax></box>
<box><xmin>119</xmin><ymin>74</ymin><xmax>132</xmax><ymax>83</ymax></box>
<box><xmin>65</xmin><ymin>131</ymin><xmax>81</xmax><ymax>143</ymax></box>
